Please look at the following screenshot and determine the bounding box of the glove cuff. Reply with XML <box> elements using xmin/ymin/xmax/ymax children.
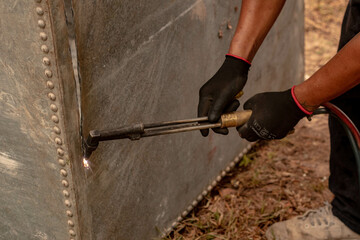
<box><xmin>226</xmin><ymin>54</ymin><xmax>251</xmax><ymax>65</ymax></box>
<box><xmin>291</xmin><ymin>86</ymin><xmax>313</xmax><ymax>115</ymax></box>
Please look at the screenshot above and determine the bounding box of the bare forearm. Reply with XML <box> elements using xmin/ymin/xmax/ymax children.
<box><xmin>229</xmin><ymin>0</ymin><xmax>286</xmax><ymax>61</ymax></box>
<box><xmin>295</xmin><ymin>33</ymin><xmax>360</xmax><ymax>111</ymax></box>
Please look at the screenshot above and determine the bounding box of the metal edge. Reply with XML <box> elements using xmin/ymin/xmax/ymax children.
<box><xmin>160</xmin><ymin>142</ymin><xmax>256</xmax><ymax>238</ymax></box>
<box><xmin>35</xmin><ymin>0</ymin><xmax>80</xmax><ymax>239</ymax></box>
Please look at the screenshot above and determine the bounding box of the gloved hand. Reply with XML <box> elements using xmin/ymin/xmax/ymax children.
<box><xmin>198</xmin><ymin>54</ymin><xmax>251</xmax><ymax>136</ymax></box>
<box><xmin>238</xmin><ymin>87</ymin><xmax>312</xmax><ymax>142</ymax></box>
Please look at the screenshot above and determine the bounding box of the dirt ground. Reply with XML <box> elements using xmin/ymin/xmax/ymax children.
<box><xmin>164</xmin><ymin>0</ymin><xmax>348</xmax><ymax>239</ymax></box>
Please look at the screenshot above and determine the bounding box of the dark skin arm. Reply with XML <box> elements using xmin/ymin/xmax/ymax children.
<box><xmin>229</xmin><ymin>0</ymin><xmax>286</xmax><ymax>61</ymax></box>
<box><xmin>231</xmin><ymin>0</ymin><xmax>360</xmax><ymax>113</ymax></box>
<box><xmin>295</xmin><ymin>33</ymin><xmax>360</xmax><ymax>111</ymax></box>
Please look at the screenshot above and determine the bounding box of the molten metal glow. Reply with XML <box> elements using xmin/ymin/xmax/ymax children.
<box><xmin>82</xmin><ymin>158</ymin><xmax>90</xmax><ymax>169</ymax></box>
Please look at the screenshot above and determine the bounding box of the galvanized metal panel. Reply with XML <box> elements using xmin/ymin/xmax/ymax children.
<box><xmin>0</xmin><ymin>0</ymin><xmax>80</xmax><ymax>239</ymax></box>
<box><xmin>72</xmin><ymin>0</ymin><xmax>304</xmax><ymax>239</ymax></box>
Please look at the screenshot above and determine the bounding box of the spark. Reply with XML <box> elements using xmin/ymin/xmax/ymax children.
<box><xmin>82</xmin><ymin>157</ymin><xmax>90</xmax><ymax>170</ymax></box>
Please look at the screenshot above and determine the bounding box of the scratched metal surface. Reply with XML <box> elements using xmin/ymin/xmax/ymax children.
<box><xmin>0</xmin><ymin>0</ymin><xmax>80</xmax><ymax>239</ymax></box>
<box><xmin>73</xmin><ymin>0</ymin><xmax>304</xmax><ymax>239</ymax></box>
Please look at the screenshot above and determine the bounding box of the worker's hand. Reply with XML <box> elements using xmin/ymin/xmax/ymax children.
<box><xmin>238</xmin><ymin>87</ymin><xmax>311</xmax><ymax>142</ymax></box>
<box><xmin>198</xmin><ymin>54</ymin><xmax>251</xmax><ymax>136</ymax></box>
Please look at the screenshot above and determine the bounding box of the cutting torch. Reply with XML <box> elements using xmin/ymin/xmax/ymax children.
<box><xmin>83</xmin><ymin>110</ymin><xmax>252</xmax><ymax>160</ymax></box>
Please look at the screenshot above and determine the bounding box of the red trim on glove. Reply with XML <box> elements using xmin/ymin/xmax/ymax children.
<box><xmin>291</xmin><ymin>86</ymin><xmax>313</xmax><ymax>115</ymax></box>
<box><xmin>226</xmin><ymin>54</ymin><xmax>251</xmax><ymax>65</ymax></box>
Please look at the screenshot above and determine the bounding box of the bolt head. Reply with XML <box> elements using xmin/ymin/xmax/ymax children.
<box><xmin>69</xmin><ymin>229</ymin><xmax>76</xmax><ymax>236</ymax></box>
<box><xmin>68</xmin><ymin>220</ymin><xmax>74</xmax><ymax>227</ymax></box>
<box><xmin>64</xmin><ymin>199</ymin><xmax>71</xmax><ymax>207</ymax></box>
<box><xmin>41</xmin><ymin>45</ymin><xmax>49</xmax><ymax>53</ymax></box>
<box><xmin>55</xmin><ymin>137</ymin><xmax>62</xmax><ymax>145</ymax></box>
<box><xmin>46</xmin><ymin>81</ymin><xmax>54</xmax><ymax>89</ymax></box>
<box><xmin>42</xmin><ymin>57</ymin><xmax>50</xmax><ymax>65</ymax></box>
<box><xmin>36</xmin><ymin>7</ymin><xmax>44</xmax><ymax>16</ymax></box>
<box><xmin>62</xmin><ymin>180</ymin><xmax>69</xmax><ymax>187</ymax></box>
<box><xmin>45</xmin><ymin>69</ymin><xmax>53</xmax><ymax>78</ymax></box>
<box><xmin>50</xmin><ymin>104</ymin><xmax>58</xmax><ymax>112</ymax></box>
<box><xmin>53</xmin><ymin>126</ymin><xmax>61</xmax><ymax>134</ymax></box>
<box><xmin>37</xmin><ymin>19</ymin><xmax>46</xmax><ymax>28</ymax></box>
<box><xmin>63</xmin><ymin>190</ymin><xmax>70</xmax><ymax>197</ymax></box>
<box><xmin>48</xmin><ymin>93</ymin><xmax>56</xmax><ymax>101</ymax></box>
<box><xmin>60</xmin><ymin>169</ymin><xmax>67</xmax><ymax>177</ymax></box>
<box><xmin>66</xmin><ymin>210</ymin><xmax>73</xmax><ymax>217</ymax></box>
<box><xmin>58</xmin><ymin>158</ymin><xmax>66</xmax><ymax>166</ymax></box>
<box><xmin>51</xmin><ymin>115</ymin><xmax>59</xmax><ymax>123</ymax></box>
<box><xmin>57</xmin><ymin>148</ymin><xmax>64</xmax><ymax>156</ymax></box>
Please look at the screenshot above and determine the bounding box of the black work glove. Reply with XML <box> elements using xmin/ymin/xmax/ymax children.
<box><xmin>198</xmin><ymin>55</ymin><xmax>251</xmax><ymax>136</ymax></box>
<box><xmin>238</xmin><ymin>88</ymin><xmax>311</xmax><ymax>142</ymax></box>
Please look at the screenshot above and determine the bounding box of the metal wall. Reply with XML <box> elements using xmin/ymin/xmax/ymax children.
<box><xmin>0</xmin><ymin>0</ymin><xmax>81</xmax><ymax>239</ymax></box>
<box><xmin>72</xmin><ymin>0</ymin><xmax>304</xmax><ymax>239</ymax></box>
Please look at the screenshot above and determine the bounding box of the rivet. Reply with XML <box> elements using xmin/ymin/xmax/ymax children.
<box><xmin>221</xmin><ymin>171</ymin><xmax>226</xmax><ymax>177</ymax></box>
<box><xmin>211</xmin><ymin>180</ymin><xmax>217</xmax><ymax>187</ymax></box>
<box><xmin>46</xmin><ymin>83</ymin><xmax>54</xmax><ymax>92</ymax></box>
<box><xmin>216</xmin><ymin>175</ymin><xmax>222</xmax><ymax>182</ymax></box>
<box><xmin>50</xmin><ymin>104</ymin><xmax>58</xmax><ymax>112</ymax></box>
<box><xmin>66</xmin><ymin>210</ymin><xmax>73</xmax><ymax>217</ymax></box>
<box><xmin>196</xmin><ymin>194</ymin><xmax>203</xmax><ymax>202</ymax></box>
<box><xmin>202</xmin><ymin>190</ymin><xmax>208</xmax><ymax>196</ymax></box>
<box><xmin>225</xmin><ymin>166</ymin><xmax>231</xmax><ymax>172</ymax></box>
<box><xmin>43</xmin><ymin>57</ymin><xmax>50</xmax><ymax>66</ymax></box>
<box><xmin>242</xmin><ymin>148</ymin><xmax>248</xmax><ymax>155</ymax></box>
<box><xmin>45</xmin><ymin>69</ymin><xmax>53</xmax><ymax>78</ymax></box>
<box><xmin>36</xmin><ymin>7</ymin><xmax>44</xmax><ymax>16</ymax></box>
<box><xmin>53</xmin><ymin>126</ymin><xmax>61</xmax><ymax>134</ymax></box>
<box><xmin>181</xmin><ymin>210</ymin><xmax>188</xmax><ymax>218</ymax></box>
<box><xmin>68</xmin><ymin>220</ymin><xmax>74</xmax><ymax>227</ymax></box>
<box><xmin>192</xmin><ymin>200</ymin><xmax>198</xmax><ymax>207</ymax></box>
<box><xmin>171</xmin><ymin>222</ymin><xmax>178</xmax><ymax>228</ymax></box>
<box><xmin>58</xmin><ymin>158</ymin><xmax>66</xmax><ymax>166</ymax></box>
<box><xmin>62</xmin><ymin>180</ymin><xmax>69</xmax><ymax>187</ymax></box>
<box><xmin>48</xmin><ymin>92</ymin><xmax>56</xmax><ymax>101</ymax></box>
<box><xmin>63</xmin><ymin>190</ymin><xmax>70</xmax><ymax>197</ymax></box>
<box><xmin>207</xmin><ymin>185</ymin><xmax>212</xmax><ymax>192</ymax></box>
<box><xmin>165</xmin><ymin>227</ymin><xmax>172</xmax><ymax>234</ymax></box>
<box><xmin>60</xmin><ymin>169</ymin><xmax>68</xmax><ymax>177</ymax></box>
<box><xmin>247</xmin><ymin>144</ymin><xmax>252</xmax><ymax>151</ymax></box>
<box><xmin>176</xmin><ymin>216</ymin><xmax>182</xmax><ymax>222</ymax></box>
<box><xmin>230</xmin><ymin>161</ymin><xmax>235</xmax><ymax>168</ymax></box>
<box><xmin>69</xmin><ymin>229</ymin><xmax>76</xmax><ymax>237</ymax></box>
<box><xmin>234</xmin><ymin>156</ymin><xmax>241</xmax><ymax>163</ymax></box>
<box><xmin>64</xmin><ymin>199</ymin><xmax>71</xmax><ymax>207</ymax></box>
<box><xmin>51</xmin><ymin>115</ymin><xmax>59</xmax><ymax>123</ymax></box>
<box><xmin>187</xmin><ymin>205</ymin><xmax>193</xmax><ymax>212</ymax></box>
<box><xmin>57</xmin><ymin>148</ymin><xmax>64</xmax><ymax>156</ymax></box>
<box><xmin>37</xmin><ymin>19</ymin><xmax>46</xmax><ymax>28</ymax></box>
<box><xmin>41</xmin><ymin>45</ymin><xmax>49</xmax><ymax>53</ymax></box>
<box><xmin>54</xmin><ymin>137</ymin><xmax>62</xmax><ymax>145</ymax></box>
<box><xmin>40</xmin><ymin>32</ymin><xmax>47</xmax><ymax>41</ymax></box>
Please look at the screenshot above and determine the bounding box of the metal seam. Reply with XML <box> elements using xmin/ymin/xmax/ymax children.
<box><xmin>34</xmin><ymin>0</ymin><xmax>77</xmax><ymax>238</ymax></box>
<box><xmin>161</xmin><ymin>142</ymin><xmax>256</xmax><ymax>238</ymax></box>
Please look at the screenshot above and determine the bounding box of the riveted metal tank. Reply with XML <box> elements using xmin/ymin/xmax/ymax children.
<box><xmin>0</xmin><ymin>0</ymin><xmax>304</xmax><ymax>239</ymax></box>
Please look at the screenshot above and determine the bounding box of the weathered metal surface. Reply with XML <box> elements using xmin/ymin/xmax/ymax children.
<box><xmin>72</xmin><ymin>0</ymin><xmax>304</xmax><ymax>239</ymax></box>
<box><xmin>0</xmin><ymin>0</ymin><xmax>80</xmax><ymax>239</ymax></box>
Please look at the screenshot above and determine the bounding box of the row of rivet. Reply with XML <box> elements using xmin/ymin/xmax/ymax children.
<box><xmin>161</xmin><ymin>143</ymin><xmax>255</xmax><ymax>238</ymax></box>
<box><xmin>35</xmin><ymin>0</ymin><xmax>76</xmax><ymax>238</ymax></box>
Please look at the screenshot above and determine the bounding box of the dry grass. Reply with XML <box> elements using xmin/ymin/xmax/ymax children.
<box><xmin>163</xmin><ymin>1</ymin><xmax>347</xmax><ymax>239</ymax></box>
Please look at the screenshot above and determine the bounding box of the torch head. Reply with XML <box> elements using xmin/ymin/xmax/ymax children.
<box><xmin>83</xmin><ymin>130</ymin><xmax>100</xmax><ymax>160</ymax></box>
